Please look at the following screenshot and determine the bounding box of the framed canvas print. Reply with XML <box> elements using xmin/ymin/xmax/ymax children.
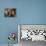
<box><xmin>4</xmin><ymin>8</ymin><xmax>16</xmax><ymax>17</ymax></box>
<box><xmin>18</xmin><ymin>24</ymin><xmax>46</xmax><ymax>41</ymax></box>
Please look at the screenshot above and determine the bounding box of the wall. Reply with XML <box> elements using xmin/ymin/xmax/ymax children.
<box><xmin>0</xmin><ymin>0</ymin><xmax>46</xmax><ymax>44</ymax></box>
<box><xmin>20</xmin><ymin>0</ymin><xmax>46</xmax><ymax>24</ymax></box>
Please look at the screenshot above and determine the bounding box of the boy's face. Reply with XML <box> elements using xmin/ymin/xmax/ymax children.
<box><xmin>8</xmin><ymin>9</ymin><xmax>12</xmax><ymax>16</ymax></box>
<box><xmin>12</xmin><ymin>10</ymin><xmax>15</xmax><ymax>15</ymax></box>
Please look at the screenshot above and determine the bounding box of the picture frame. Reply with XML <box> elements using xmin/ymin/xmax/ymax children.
<box><xmin>4</xmin><ymin>8</ymin><xmax>16</xmax><ymax>17</ymax></box>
